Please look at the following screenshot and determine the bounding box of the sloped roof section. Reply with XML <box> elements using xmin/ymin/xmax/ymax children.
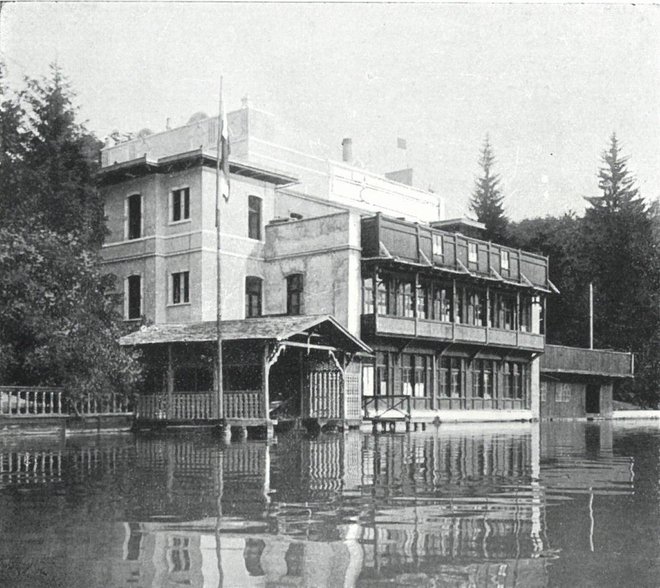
<box><xmin>120</xmin><ymin>314</ymin><xmax>372</xmax><ymax>354</ymax></box>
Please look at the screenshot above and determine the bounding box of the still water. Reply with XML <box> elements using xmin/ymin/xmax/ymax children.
<box><xmin>0</xmin><ymin>421</ymin><xmax>658</xmax><ymax>587</ymax></box>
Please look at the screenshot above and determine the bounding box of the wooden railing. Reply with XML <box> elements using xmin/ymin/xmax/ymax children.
<box><xmin>541</xmin><ymin>344</ymin><xmax>634</xmax><ymax>377</ymax></box>
<box><xmin>0</xmin><ymin>387</ymin><xmax>132</xmax><ymax>418</ymax></box>
<box><xmin>224</xmin><ymin>391</ymin><xmax>263</xmax><ymax>420</ymax></box>
<box><xmin>363</xmin><ymin>395</ymin><xmax>412</xmax><ymax>419</ymax></box>
<box><xmin>363</xmin><ymin>314</ymin><xmax>545</xmax><ymax>352</ymax></box>
<box><xmin>137</xmin><ymin>393</ymin><xmax>213</xmax><ymax>421</ymax></box>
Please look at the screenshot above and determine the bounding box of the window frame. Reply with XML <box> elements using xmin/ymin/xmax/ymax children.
<box><xmin>286</xmin><ymin>273</ymin><xmax>304</xmax><ymax>315</ymax></box>
<box><xmin>171</xmin><ymin>270</ymin><xmax>190</xmax><ymax>306</ymax></box>
<box><xmin>248</xmin><ymin>195</ymin><xmax>262</xmax><ymax>241</ymax></box>
<box><xmin>245</xmin><ymin>276</ymin><xmax>263</xmax><ymax>318</ymax></box>
<box><xmin>170</xmin><ymin>186</ymin><xmax>191</xmax><ymax>224</ymax></box>
<box><xmin>467</xmin><ymin>241</ymin><xmax>478</xmax><ymax>265</ymax></box>
<box><xmin>125</xmin><ymin>274</ymin><xmax>142</xmax><ymax>320</ymax></box>
<box><xmin>500</xmin><ymin>249</ymin><xmax>510</xmax><ymax>273</ymax></box>
<box><xmin>432</xmin><ymin>233</ymin><xmax>443</xmax><ymax>258</ymax></box>
<box><xmin>125</xmin><ymin>193</ymin><xmax>143</xmax><ymax>240</ymax></box>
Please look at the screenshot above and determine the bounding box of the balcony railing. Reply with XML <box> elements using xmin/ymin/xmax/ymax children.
<box><xmin>540</xmin><ymin>345</ymin><xmax>634</xmax><ymax>377</ymax></box>
<box><xmin>362</xmin><ymin>314</ymin><xmax>545</xmax><ymax>352</ymax></box>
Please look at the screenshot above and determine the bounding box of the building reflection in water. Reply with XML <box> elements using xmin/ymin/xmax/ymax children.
<box><xmin>0</xmin><ymin>422</ymin><xmax>637</xmax><ymax>588</ymax></box>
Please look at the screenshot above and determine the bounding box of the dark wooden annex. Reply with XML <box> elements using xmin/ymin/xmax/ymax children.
<box><xmin>120</xmin><ymin>315</ymin><xmax>372</xmax><ymax>430</ymax></box>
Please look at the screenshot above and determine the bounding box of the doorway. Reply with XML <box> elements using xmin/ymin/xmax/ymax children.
<box><xmin>586</xmin><ymin>384</ymin><xmax>601</xmax><ymax>414</ymax></box>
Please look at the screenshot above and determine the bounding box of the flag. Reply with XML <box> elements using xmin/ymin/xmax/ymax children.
<box><xmin>217</xmin><ymin>81</ymin><xmax>231</xmax><ymax>201</ymax></box>
<box><xmin>397</xmin><ymin>137</ymin><xmax>407</xmax><ymax>150</ymax></box>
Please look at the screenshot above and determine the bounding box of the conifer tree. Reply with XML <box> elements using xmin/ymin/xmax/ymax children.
<box><xmin>582</xmin><ymin>134</ymin><xmax>660</xmax><ymax>406</ymax></box>
<box><xmin>470</xmin><ymin>135</ymin><xmax>509</xmax><ymax>243</ymax></box>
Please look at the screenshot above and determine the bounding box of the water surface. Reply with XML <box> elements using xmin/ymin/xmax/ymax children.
<box><xmin>0</xmin><ymin>421</ymin><xmax>658</xmax><ymax>587</ymax></box>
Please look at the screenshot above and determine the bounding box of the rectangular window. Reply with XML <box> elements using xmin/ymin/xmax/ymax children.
<box><xmin>540</xmin><ymin>381</ymin><xmax>547</xmax><ymax>403</ymax></box>
<box><xmin>500</xmin><ymin>250</ymin><xmax>510</xmax><ymax>273</ymax></box>
<box><xmin>471</xmin><ymin>359</ymin><xmax>483</xmax><ymax>398</ymax></box>
<box><xmin>127</xmin><ymin>275</ymin><xmax>141</xmax><ymax>320</ymax></box>
<box><xmin>416</xmin><ymin>283</ymin><xmax>428</xmax><ymax>319</ymax></box>
<box><xmin>413</xmin><ymin>356</ymin><xmax>427</xmax><ymax>398</ymax></box>
<box><xmin>397</xmin><ymin>280</ymin><xmax>414</xmax><ymax>318</ymax></box>
<box><xmin>171</xmin><ymin>187</ymin><xmax>190</xmax><ymax>222</ymax></box>
<box><xmin>503</xmin><ymin>362</ymin><xmax>513</xmax><ymax>398</ymax></box>
<box><xmin>248</xmin><ymin>195</ymin><xmax>262</xmax><ymax>240</ymax></box>
<box><xmin>362</xmin><ymin>277</ymin><xmax>374</xmax><ymax>314</ymax></box>
<box><xmin>401</xmin><ymin>355</ymin><xmax>413</xmax><ymax>396</ymax></box>
<box><xmin>376</xmin><ymin>352</ymin><xmax>388</xmax><ymax>396</ymax></box>
<box><xmin>172</xmin><ymin>271</ymin><xmax>190</xmax><ymax>305</ymax></box>
<box><xmin>520</xmin><ymin>296</ymin><xmax>532</xmax><ymax>332</ymax></box>
<box><xmin>127</xmin><ymin>194</ymin><xmax>141</xmax><ymax>240</ymax></box>
<box><xmin>377</xmin><ymin>277</ymin><xmax>389</xmax><ymax>315</ymax></box>
<box><xmin>468</xmin><ymin>241</ymin><xmax>478</xmax><ymax>264</ymax></box>
<box><xmin>467</xmin><ymin>290</ymin><xmax>486</xmax><ymax>326</ymax></box>
<box><xmin>245</xmin><ymin>276</ymin><xmax>262</xmax><ymax>318</ymax></box>
<box><xmin>451</xmin><ymin>362</ymin><xmax>462</xmax><ymax>398</ymax></box>
<box><xmin>362</xmin><ymin>365</ymin><xmax>374</xmax><ymax>397</ymax></box>
<box><xmin>432</xmin><ymin>233</ymin><xmax>443</xmax><ymax>258</ymax></box>
<box><xmin>287</xmin><ymin>274</ymin><xmax>303</xmax><ymax>315</ymax></box>
<box><xmin>438</xmin><ymin>357</ymin><xmax>451</xmax><ymax>398</ymax></box>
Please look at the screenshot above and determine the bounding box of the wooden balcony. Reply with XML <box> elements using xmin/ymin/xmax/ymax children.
<box><xmin>361</xmin><ymin>214</ymin><xmax>551</xmax><ymax>291</ymax></box>
<box><xmin>362</xmin><ymin>314</ymin><xmax>545</xmax><ymax>352</ymax></box>
<box><xmin>541</xmin><ymin>345</ymin><xmax>634</xmax><ymax>378</ymax></box>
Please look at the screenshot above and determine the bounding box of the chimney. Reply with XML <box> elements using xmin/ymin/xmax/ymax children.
<box><xmin>341</xmin><ymin>138</ymin><xmax>353</xmax><ymax>163</ymax></box>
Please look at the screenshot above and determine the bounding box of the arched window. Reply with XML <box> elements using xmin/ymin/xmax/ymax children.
<box><xmin>286</xmin><ymin>274</ymin><xmax>303</xmax><ymax>315</ymax></box>
<box><xmin>245</xmin><ymin>276</ymin><xmax>263</xmax><ymax>318</ymax></box>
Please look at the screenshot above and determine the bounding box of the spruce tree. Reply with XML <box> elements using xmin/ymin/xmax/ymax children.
<box><xmin>470</xmin><ymin>135</ymin><xmax>509</xmax><ymax>243</ymax></box>
<box><xmin>582</xmin><ymin>134</ymin><xmax>660</xmax><ymax>406</ymax></box>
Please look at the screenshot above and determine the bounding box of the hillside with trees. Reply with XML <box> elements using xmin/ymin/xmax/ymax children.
<box><xmin>510</xmin><ymin>135</ymin><xmax>660</xmax><ymax>407</ymax></box>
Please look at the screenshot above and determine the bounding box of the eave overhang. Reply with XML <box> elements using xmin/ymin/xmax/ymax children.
<box><xmin>98</xmin><ymin>149</ymin><xmax>299</xmax><ymax>187</ymax></box>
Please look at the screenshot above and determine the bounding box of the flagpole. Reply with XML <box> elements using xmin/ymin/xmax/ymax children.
<box><xmin>215</xmin><ymin>76</ymin><xmax>224</xmax><ymax>423</ymax></box>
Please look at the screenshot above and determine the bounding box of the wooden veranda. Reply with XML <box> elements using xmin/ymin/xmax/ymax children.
<box><xmin>120</xmin><ymin>315</ymin><xmax>372</xmax><ymax>434</ymax></box>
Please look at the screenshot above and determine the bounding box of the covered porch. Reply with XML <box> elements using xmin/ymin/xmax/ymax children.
<box><xmin>119</xmin><ymin>315</ymin><xmax>371</xmax><ymax>432</ymax></box>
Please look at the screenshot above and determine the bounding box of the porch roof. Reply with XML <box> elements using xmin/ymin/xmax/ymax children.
<box><xmin>119</xmin><ymin>314</ymin><xmax>372</xmax><ymax>354</ymax></box>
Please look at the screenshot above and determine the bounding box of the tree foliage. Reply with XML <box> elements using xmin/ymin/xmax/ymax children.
<box><xmin>0</xmin><ymin>64</ymin><xmax>141</xmax><ymax>402</ymax></box>
<box><xmin>0</xmin><ymin>64</ymin><xmax>105</xmax><ymax>248</ymax></box>
<box><xmin>470</xmin><ymin>135</ymin><xmax>509</xmax><ymax>243</ymax></box>
<box><xmin>0</xmin><ymin>223</ymin><xmax>142</xmax><ymax>402</ymax></box>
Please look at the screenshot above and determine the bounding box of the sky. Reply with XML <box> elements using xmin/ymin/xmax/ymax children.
<box><xmin>1</xmin><ymin>2</ymin><xmax>659</xmax><ymax>220</ymax></box>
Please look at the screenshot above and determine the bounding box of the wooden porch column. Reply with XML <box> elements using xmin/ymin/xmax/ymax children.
<box><xmin>299</xmin><ymin>349</ymin><xmax>305</xmax><ymax>418</ymax></box>
<box><xmin>263</xmin><ymin>343</ymin><xmax>271</xmax><ymax>423</ymax></box>
<box><xmin>167</xmin><ymin>344</ymin><xmax>174</xmax><ymax>419</ymax></box>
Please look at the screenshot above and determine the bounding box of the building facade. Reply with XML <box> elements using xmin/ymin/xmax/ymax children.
<box><xmin>101</xmin><ymin>106</ymin><xmax>552</xmax><ymax>428</ymax></box>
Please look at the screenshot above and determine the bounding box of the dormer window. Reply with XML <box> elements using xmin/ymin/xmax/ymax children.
<box><xmin>501</xmin><ymin>250</ymin><xmax>510</xmax><ymax>273</ymax></box>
